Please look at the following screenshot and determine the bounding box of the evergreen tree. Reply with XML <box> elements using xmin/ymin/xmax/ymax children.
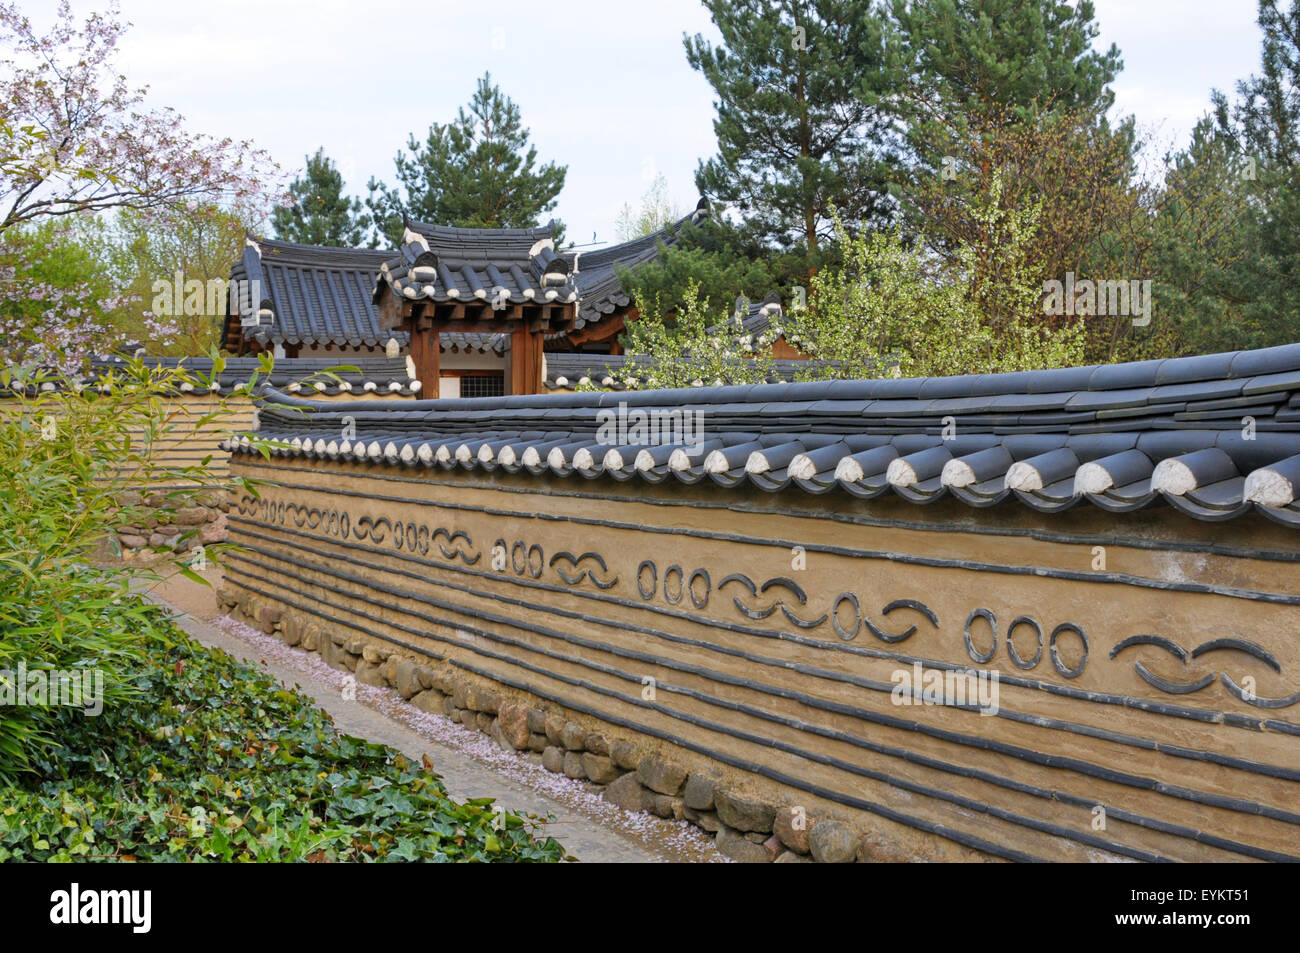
<box><xmin>889</xmin><ymin>0</ymin><xmax>1137</xmax><ymax>360</ymax></box>
<box><xmin>1143</xmin><ymin>118</ymin><xmax>1259</xmax><ymax>356</ymax></box>
<box><xmin>890</xmin><ymin>0</ymin><xmax>1129</xmax><ymax>219</ymax></box>
<box><xmin>891</xmin><ymin>0</ymin><xmax>1123</xmax><ymax>135</ymax></box>
<box><xmin>684</xmin><ymin>0</ymin><xmax>898</xmax><ymax>270</ymax></box>
<box><xmin>366</xmin><ymin>73</ymin><xmax>567</xmax><ymax>246</ymax></box>
<box><xmin>615</xmin><ymin>219</ymin><xmax>787</xmax><ymax>324</ymax></box>
<box><xmin>1210</xmin><ymin>0</ymin><xmax>1300</xmax><ymax>343</ymax></box>
<box><xmin>271</xmin><ymin>148</ymin><xmax>366</xmax><ymax>247</ymax></box>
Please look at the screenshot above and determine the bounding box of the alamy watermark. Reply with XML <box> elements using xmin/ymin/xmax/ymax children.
<box><xmin>890</xmin><ymin>662</ymin><xmax>999</xmax><ymax>716</ymax></box>
<box><xmin>150</xmin><ymin>272</ymin><xmax>266</xmax><ymax>325</ymax></box>
<box><xmin>1042</xmin><ymin>272</ymin><xmax>1153</xmax><ymax>327</ymax></box>
<box><xmin>50</xmin><ymin>883</ymin><xmax>150</xmax><ymax>933</ymax></box>
<box><xmin>0</xmin><ymin>661</ymin><xmax>104</xmax><ymax>716</ymax></box>
<box><xmin>595</xmin><ymin>401</ymin><xmax>705</xmax><ymax>455</ymax></box>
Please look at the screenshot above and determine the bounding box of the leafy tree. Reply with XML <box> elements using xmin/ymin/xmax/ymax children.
<box><xmin>615</xmin><ymin>281</ymin><xmax>779</xmax><ymax>389</ymax></box>
<box><xmin>0</xmin><ymin>219</ymin><xmax>125</xmax><ymax>368</ymax></box>
<box><xmin>102</xmin><ymin>202</ymin><xmax>253</xmax><ymax>354</ymax></box>
<box><xmin>615</xmin><ymin>173</ymin><xmax>681</xmax><ymax>242</ymax></box>
<box><xmin>784</xmin><ymin>175</ymin><xmax>1085</xmax><ymax>378</ymax></box>
<box><xmin>0</xmin><ymin>1</ymin><xmax>275</xmax><ymax>368</ymax></box>
<box><xmin>685</xmin><ymin>0</ymin><xmax>898</xmax><ymax>270</ymax></box>
<box><xmin>0</xmin><ymin>2</ymin><xmax>274</xmax><ymax>238</ymax></box>
<box><xmin>889</xmin><ymin>1</ymin><xmax>1132</xmax><ymax>266</ymax></box>
<box><xmin>272</xmin><ymin>148</ymin><xmax>366</xmax><ymax>247</ymax></box>
<box><xmin>366</xmin><ymin>73</ymin><xmax>566</xmax><ymax>245</ymax></box>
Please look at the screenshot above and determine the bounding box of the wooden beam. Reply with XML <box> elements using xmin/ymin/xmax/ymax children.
<box><xmin>507</xmin><ymin>326</ymin><xmax>543</xmax><ymax>396</ymax></box>
<box><xmin>407</xmin><ymin>315</ymin><xmax>440</xmax><ymax>397</ymax></box>
<box><xmin>561</xmin><ymin>312</ymin><xmax>627</xmax><ymax>349</ymax></box>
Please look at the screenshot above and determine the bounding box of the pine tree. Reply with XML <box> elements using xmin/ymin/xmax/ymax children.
<box><xmin>891</xmin><ymin>0</ymin><xmax>1128</xmax><ymax>211</ymax></box>
<box><xmin>684</xmin><ymin>0</ymin><xmax>898</xmax><ymax>270</ymax></box>
<box><xmin>271</xmin><ymin>148</ymin><xmax>366</xmax><ymax>247</ymax></box>
<box><xmin>891</xmin><ymin>0</ymin><xmax>1122</xmax><ymax>134</ymax></box>
<box><xmin>890</xmin><ymin>0</ymin><xmax>1135</xmax><ymax>360</ymax></box>
<box><xmin>366</xmin><ymin>73</ymin><xmax>567</xmax><ymax>245</ymax></box>
<box><xmin>1212</xmin><ymin>0</ymin><xmax>1300</xmax><ymax>342</ymax></box>
<box><xmin>1170</xmin><ymin>0</ymin><xmax>1300</xmax><ymax>348</ymax></box>
<box><xmin>891</xmin><ymin>0</ymin><xmax>1127</xmax><ymax>206</ymax></box>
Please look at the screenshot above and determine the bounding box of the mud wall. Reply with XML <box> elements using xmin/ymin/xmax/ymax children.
<box><xmin>221</xmin><ymin>453</ymin><xmax>1300</xmax><ymax>862</ymax></box>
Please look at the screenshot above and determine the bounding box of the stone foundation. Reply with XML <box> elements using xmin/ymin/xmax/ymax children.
<box><xmin>216</xmin><ymin>585</ymin><xmax>905</xmax><ymax>863</ymax></box>
<box><xmin>113</xmin><ymin>489</ymin><xmax>228</xmax><ymax>553</ymax></box>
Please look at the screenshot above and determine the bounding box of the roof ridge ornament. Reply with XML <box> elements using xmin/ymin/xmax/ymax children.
<box><xmin>691</xmin><ymin>196</ymin><xmax>710</xmax><ymax>225</ymax></box>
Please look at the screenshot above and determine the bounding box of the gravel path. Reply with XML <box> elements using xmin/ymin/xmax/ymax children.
<box><xmin>138</xmin><ymin>569</ymin><xmax>721</xmax><ymax>864</ymax></box>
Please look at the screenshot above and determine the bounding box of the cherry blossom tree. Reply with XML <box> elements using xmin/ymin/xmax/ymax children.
<box><xmin>0</xmin><ymin>1</ymin><xmax>279</xmax><ymax>369</ymax></box>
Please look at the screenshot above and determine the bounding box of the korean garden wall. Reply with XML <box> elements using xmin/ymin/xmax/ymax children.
<box><xmin>1</xmin><ymin>390</ymin><xmax>412</xmax><ymax>554</ymax></box>
<box><xmin>219</xmin><ymin>452</ymin><xmax>1300</xmax><ymax>863</ymax></box>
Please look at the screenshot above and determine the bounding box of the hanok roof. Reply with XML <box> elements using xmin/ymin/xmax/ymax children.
<box><xmin>229</xmin><ymin>341</ymin><xmax>1300</xmax><ymax>526</ymax></box>
<box><xmin>703</xmin><ymin>293</ymin><xmax>787</xmax><ymax>346</ymax></box>
<box><xmin>376</xmin><ymin>222</ymin><xmax>577</xmax><ymax>316</ymax></box>
<box><xmin>541</xmin><ymin>352</ymin><xmax>837</xmax><ymax>390</ymax></box>
<box><xmin>567</xmin><ymin>200</ymin><xmax>710</xmax><ymax>329</ymax></box>
<box><xmin>226</xmin><ymin>238</ymin><xmax>403</xmax><ymax>351</ymax></box>
<box><xmin>221</xmin><ymin>238</ymin><xmax>510</xmax><ymax>358</ymax></box>
<box><xmin>374</xmin><ymin>201</ymin><xmax>710</xmax><ymax>331</ymax></box>
<box><xmin>738</xmin><ymin>295</ymin><xmax>785</xmax><ymax>337</ymax></box>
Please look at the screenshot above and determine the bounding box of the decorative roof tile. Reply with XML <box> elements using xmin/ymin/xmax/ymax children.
<box><xmin>3</xmin><ymin>355</ymin><xmax>420</xmax><ymax>397</ymax></box>
<box><xmin>229</xmin><ymin>342</ymin><xmax>1300</xmax><ymax>526</ymax></box>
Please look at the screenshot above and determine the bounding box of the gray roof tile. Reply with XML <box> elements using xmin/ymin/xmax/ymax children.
<box><xmin>230</xmin><ymin>341</ymin><xmax>1300</xmax><ymax>525</ymax></box>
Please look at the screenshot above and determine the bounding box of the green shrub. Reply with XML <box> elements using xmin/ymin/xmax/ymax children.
<box><xmin>2</xmin><ymin>634</ymin><xmax>567</xmax><ymax>862</ymax></box>
<box><xmin>0</xmin><ymin>352</ymin><xmax>263</xmax><ymax>775</ymax></box>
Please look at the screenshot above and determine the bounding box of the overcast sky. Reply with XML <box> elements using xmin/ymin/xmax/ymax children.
<box><xmin>46</xmin><ymin>0</ymin><xmax>1269</xmax><ymax>246</ymax></box>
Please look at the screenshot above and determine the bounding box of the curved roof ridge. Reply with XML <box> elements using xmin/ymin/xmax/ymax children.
<box><xmin>406</xmin><ymin>220</ymin><xmax>557</xmax><ymax>243</ymax></box>
<box><xmin>249</xmin><ymin>237</ymin><xmax>393</xmax><ymax>265</ymax></box>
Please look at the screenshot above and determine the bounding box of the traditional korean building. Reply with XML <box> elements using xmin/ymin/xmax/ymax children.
<box><xmin>223</xmin><ymin>200</ymin><xmax>714</xmax><ymax>398</ymax></box>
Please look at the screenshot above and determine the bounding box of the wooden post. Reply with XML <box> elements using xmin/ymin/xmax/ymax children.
<box><xmin>408</xmin><ymin>318</ymin><xmax>440</xmax><ymax>397</ymax></box>
<box><xmin>508</xmin><ymin>326</ymin><xmax>543</xmax><ymax>395</ymax></box>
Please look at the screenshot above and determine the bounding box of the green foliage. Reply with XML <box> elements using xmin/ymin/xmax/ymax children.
<box><xmin>617</xmin><ymin>281</ymin><xmax>778</xmax><ymax>388</ymax></box>
<box><xmin>366</xmin><ymin>73</ymin><xmax>567</xmax><ymax>246</ymax></box>
<box><xmin>1117</xmin><ymin>0</ymin><xmax>1299</xmax><ymax>359</ymax></box>
<box><xmin>1138</xmin><ymin>118</ymin><xmax>1260</xmax><ymax>356</ymax></box>
<box><xmin>272</xmin><ymin>148</ymin><xmax>367</xmax><ymax>247</ymax></box>
<box><xmin>0</xmin><ymin>351</ymin><xmax>563</xmax><ymax>861</ymax></box>
<box><xmin>0</xmin><ymin>635</ymin><xmax>567</xmax><ymax>862</ymax></box>
<box><xmin>1199</xmin><ymin>0</ymin><xmax>1300</xmax><ymax>347</ymax></box>
<box><xmin>786</xmin><ymin>179</ymin><xmax>1084</xmax><ymax>378</ymax></box>
<box><xmin>784</xmin><ymin>224</ymin><xmax>973</xmax><ymax>379</ymax></box>
<box><xmin>101</xmin><ymin>203</ymin><xmax>253</xmax><ymax>355</ymax></box>
<box><xmin>615</xmin><ymin>218</ymin><xmax>799</xmax><ymax>326</ymax></box>
<box><xmin>0</xmin><ymin>352</ymin><xmax>265</xmax><ymax>774</ymax></box>
<box><xmin>0</xmin><ymin>218</ymin><xmax>118</xmax><ymax>333</ymax></box>
<box><xmin>614</xmin><ymin>174</ymin><xmax>681</xmax><ymax>242</ymax></box>
<box><xmin>888</xmin><ymin>0</ymin><xmax>1135</xmax><ymax>317</ymax></box>
<box><xmin>889</xmin><ymin>0</ymin><xmax>1123</xmax><ymax>132</ymax></box>
<box><xmin>685</xmin><ymin>0</ymin><xmax>897</xmax><ymax>268</ymax></box>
